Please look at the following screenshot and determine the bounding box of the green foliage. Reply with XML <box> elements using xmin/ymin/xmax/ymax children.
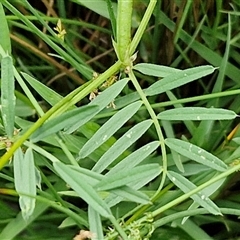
<box><xmin>0</xmin><ymin>0</ymin><xmax>240</xmax><ymax>240</ymax></box>
<box><xmin>13</xmin><ymin>148</ymin><xmax>36</xmax><ymax>220</ymax></box>
<box><xmin>1</xmin><ymin>53</ymin><xmax>15</xmax><ymax>138</ymax></box>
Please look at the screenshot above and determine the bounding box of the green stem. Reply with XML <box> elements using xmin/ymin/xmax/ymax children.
<box><xmin>109</xmin><ymin>216</ymin><xmax>128</xmax><ymax>240</ymax></box>
<box><xmin>128</xmin><ymin>70</ymin><xmax>167</xmax><ymax>214</ymax></box>
<box><xmin>24</xmin><ymin>141</ymin><xmax>60</xmax><ymax>163</ymax></box>
<box><xmin>154</xmin><ymin>207</ymin><xmax>240</xmax><ymax>228</ymax></box>
<box><xmin>136</xmin><ymin>162</ymin><xmax>240</xmax><ymax>226</ymax></box>
<box><xmin>7</xmin><ymin>188</ymin><xmax>88</xmax><ymax>227</ymax></box>
<box><xmin>55</xmin><ymin>133</ymin><xmax>79</xmax><ymax>166</ymax></box>
<box><xmin>37</xmin><ymin>166</ymin><xmax>66</xmax><ymax>206</ymax></box>
<box><xmin>0</xmin><ymin>61</ymin><xmax>121</xmax><ymax>170</ymax></box>
<box><xmin>124</xmin><ymin>183</ymin><xmax>173</xmax><ymax>224</ymax></box>
<box><xmin>116</xmin><ymin>0</ymin><xmax>133</xmax><ymax>63</ymax></box>
<box><xmin>173</xmin><ymin>0</ymin><xmax>192</xmax><ymax>44</ymax></box>
<box><xmin>129</xmin><ymin>0</ymin><xmax>157</xmax><ymax>55</ymax></box>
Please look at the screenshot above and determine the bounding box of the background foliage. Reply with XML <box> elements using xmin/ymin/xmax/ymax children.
<box><xmin>1</xmin><ymin>0</ymin><xmax>240</xmax><ymax>239</ymax></box>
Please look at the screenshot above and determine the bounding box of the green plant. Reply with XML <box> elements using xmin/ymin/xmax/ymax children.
<box><xmin>1</xmin><ymin>0</ymin><xmax>240</xmax><ymax>239</ymax></box>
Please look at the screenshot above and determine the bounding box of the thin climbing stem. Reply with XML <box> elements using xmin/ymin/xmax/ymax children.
<box><xmin>128</xmin><ymin>69</ymin><xmax>167</xmax><ymax>195</ymax></box>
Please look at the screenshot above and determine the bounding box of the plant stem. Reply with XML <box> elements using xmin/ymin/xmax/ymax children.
<box><xmin>116</xmin><ymin>0</ymin><xmax>133</xmax><ymax>63</ymax></box>
<box><xmin>0</xmin><ymin>61</ymin><xmax>121</xmax><ymax>170</ymax></box>
<box><xmin>129</xmin><ymin>0</ymin><xmax>157</xmax><ymax>55</ymax></box>
<box><xmin>109</xmin><ymin>216</ymin><xmax>129</xmax><ymax>240</ymax></box>
<box><xmin>128</xmin><ymin>70</ymin><xmax>167</xmax><ymax>213</ymax></box>
<box><xmin>135</xmin><ymin>162</ymin><xmax>240</xmax><ymax>226</ymax></box>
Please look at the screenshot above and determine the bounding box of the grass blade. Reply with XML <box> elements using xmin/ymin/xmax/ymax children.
<box><xmin>158</xmin><ymin>107</ymin><xmax>237</xmax><ymax>121</ymax></box>
<box><xmin>165</xmin><ymin>138</ymin><xmax>228</xmax><ymax>172</ymax></box>
<box><xmin>0</xmin><ymin>201</ymin><xmax>48</xmax><ymax>239</ymax></box>
<box><xmin>158</xmin><ymin>11</ymin><xmax>240</xmax><ymax>83</ymax></box>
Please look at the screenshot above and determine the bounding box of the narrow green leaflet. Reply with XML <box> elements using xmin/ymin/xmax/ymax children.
<box><xmin>95</xmin><ymin>164</ymin><xmax>160</xmax><ymax>191</ymax></box>
<box><xmin>109</xmin><ymin>185</ymin><xmax>150</xmax><ymax>205</ymax></box>
<box><xmin>58</xmin><ymin>217</ymin><xmax>79</xmax><ymax>229</ymax></box>
<box><xmin>92</xmin><ymin>119</ymin><xmax>153</xmax><ymax>173</ymax></box>
<box><xmin>145</xmin><ymin>65</ymin><xmax>216</xmax><ymax>96</ymax></box>
<box><xmin>13</xmin><ymin>148</ymin><xmax>24</xmax><ymax>195</ymax></box>
<box><xmin>30</xmin><ymin>105</ymin><xmax>98</xmax><ymax>142</ymax></box>
<box><xmin>133</xmin><ymin>63</ymin><xmax>181</xmax><ymax>77</ymax></box>
<box><xmin>22</xmin><ymin>73</ymin><xmax>63</xmax><ymax>106</ymax></box>
<box><xmin>106</xmin><ymin>0</ymin><xmax>117</xmax><ymax>40</ymax></box>
<box><xmin>1</xmin><ymin>55</ymin><xmax>15</xmax><ymax>138</ymax></box>
<box><xmin>182</xmin><ymin>178</ymin><xmax>226</xmax><ymax>224</ymax></box>
<box><xmin>34</xmin><ymin>167</ymin><xmax>42</xmax><ymax>190</ymax></box>
<box><xmin>13</xmin><ymin>148</ymin><xmax>36</xmax><ymax>220</ymax></box>
<box><xmin>107</xmin><ymin>141</ymin><xmax>159</xmax><ymax>175</ymax></box>
<box><xmin>21</xmin><ymin>148</ymin><xmax>36</xmax><ymax>220</ymax></box>
<box><xmin>69</xmin><ymin>165</ymin><xmax>103</xmax><ymax>186</ymax></box>
<box><xmin>0</xmin><ymin>4</ymin><xmax>11</xmax><ymax>56</ymax></box>
<box><xmin>165</xmin><ymin>138</ymin><xmax>228</xmax><ymax>172</ymax></box>
<box><xmin>88</xmin><ymin>206</ymin><xmax>104</xmax><ymax>240</ymax></box>
<box><xmin>89</xmin><ymin>78</ymin><xmax>128</xmax><ymax>108</ymax></box>
<box><xmin>105</xmin><ymin>169</ymin><xmax>163</xmax><ymax>207</ymax></box>
<box><xmin>113</xmin><ymin>91</ymin><xmax>140</xmax><ymax>109</ymax></box>
<box><xmin>53</xmin><ymin>161</ymin><xmax>112</xmax><ymax>218</ymax></box>
<box><xmin>167</xmin><ymin>171</ymin><xmax>222</xmax><ymax>215</ymax></box>
<box><xmin>79</xmin><ymin>101</ymin><xmax>142</xmax><ymax>158</ymax></box>
<box><xmin>69</xmin><ymin>165</ymin><xmax>150</xmax><ymax>205</ymax></box>
<box><xmin>158</xmin><ymin>107</ymin><xmax>237</xmax><ymax>121</ymax></box>
<box><xmin>65</xmin><ymin>78</ymin><xmax>129</xmax><ymax>134</ymax></box>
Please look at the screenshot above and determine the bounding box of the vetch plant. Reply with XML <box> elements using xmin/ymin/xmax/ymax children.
<box><xmin>0</xmin><ymin>0</ymin><xmax>240</xmax><ymax>239</ymax></box>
